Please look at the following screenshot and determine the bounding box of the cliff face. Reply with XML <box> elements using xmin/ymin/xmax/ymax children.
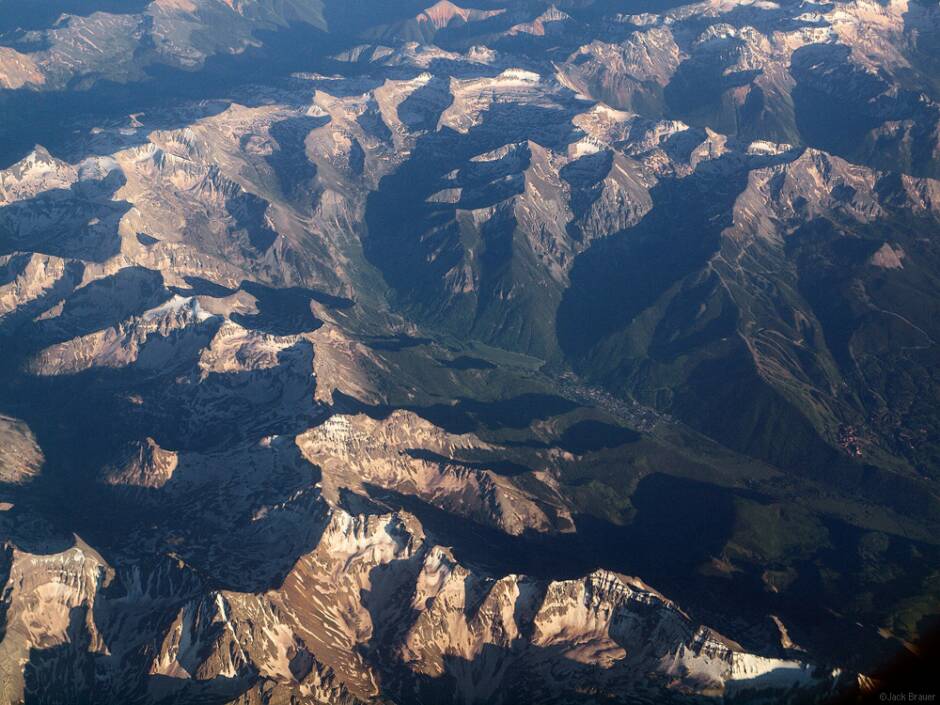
<box><xmin>0</xmin><ymin>505</ymin><xmax>827</xmax><ymax>705</ymax></box>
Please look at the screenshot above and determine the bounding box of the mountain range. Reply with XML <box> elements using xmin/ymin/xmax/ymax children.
<box><xmin>0</xmin><ymin>0</ymin><xmax>938</xmax><ymax>703</ymax></box>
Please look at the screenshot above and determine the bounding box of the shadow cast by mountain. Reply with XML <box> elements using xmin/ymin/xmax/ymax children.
<box><xmin>0</xmin><ymin>20</ymin><xmax>349</xmax><ymax>170</ymax></box>
<box><xmin>397</xmin><ymin>75</ymin><xmax>455</xmax><ymax>132</ymax></box>
<box><xmin>96</xmin><ymin>437</ymin><xmax>329</xmax><ymax>592</ymax></box>
<box><xmin>556</xmin><ymin>151</ymin><xmax>759</xmax><ymax>359</ymax></box>
<box><xmin>0</xmin><ymin>500</ymin><xmax>75</xmax><ymax>555</ymax></box>
<box><xmin>330</xmin><ymin>390</ymin><xmax>579</xmax><ymax>436</ymax></box>
<box><xmin>409</xmin><ymin>394</ymin><xmax>578</xmax><ymax>435</ymax></box>
<box><xmin>172</xmin><ymin>275</ymin><xmax>238</xmax><ymax>299</ymax></box>
<box><xmin>266</xmin><ymin>115</ymin><xmax>330</xmax><ymax>204</ymax></box>
<box><xmin>363</xmin><ymin>334</ymin><xmax>432</xmax><ymax>351</ymax></box>
<box><xmin>0</xmin><ymin>258</ymin><xmax>84</xmax><ymax>337</ymax></box>
<box><xmin>437</xmin><ymin>355</ymin><xmax>496</xmax><ymax>371</ymax></box>
<box><xmin>22</xmin><ymin>606</ymin><xmax>254</xmax><ymax>705</ymax></box>
<box><xmin>362</xmin><ymin>98</ymin><xmax>590</xmax><ymax>355</ymax></box>
<box><xmin>554</xmin><ymin>420</ymin><xmax>641</xmax><ymax>454</ymax></box>
<box><xmin>25</xmin><ymin>266</ymin><xmax>171</xmax><ymax>349</ymax></box>
<box><xmin>231</xmin><ymin>280</ymin><xmax>352</xmax><ymax>336</ymax></box>
<box><xmin>404</xmin><ymin>448</ymin><xmax>533</xmax><ymax>477</ymax></box>
<box><xmin>0</xmin><ymin>172</ymin><xmax>130</xmax><ymax>263</ymax></box>
<box><xmin>0</xmin><ymin>291</ymin><xmax>328</xmax><ymax>592</ymax></box>
<box><xmin>790</xmin><ymin>42</ymin><xmax>940</xmax><ymax>177</ymax></box>
<box><xmin>362</xmin><ymin>472</ymin><xmax>743</xmax><ymax>582</ymax></box>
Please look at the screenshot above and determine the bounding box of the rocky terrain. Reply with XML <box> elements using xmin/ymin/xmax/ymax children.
<box><xmin>0</xmin><ymin>0</ymin><xmax>938</xmax><ymax>703</ymax></box>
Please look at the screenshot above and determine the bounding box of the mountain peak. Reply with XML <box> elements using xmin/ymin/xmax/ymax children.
<box><xmin>417</xmin><ymin>0</ymin><xmax>505</xmax><ymax>29</ymax></box>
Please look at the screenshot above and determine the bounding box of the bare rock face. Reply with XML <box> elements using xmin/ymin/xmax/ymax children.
<box><xmin>0</xmin><ymin>147</ymin><xmax>76</xmax><ymax>203</ymax></box>
<box><xmin>101</xmin><ymin>438</ymin><xmax>179</xmax><ymax>489</ymax></box>
<box><xmin>401</xmin><ymin>564</ymin><xmax>821</xmax><ymax>703</ymax></box>
<box><xmin>298</xmin><ymin>411</ymin><xmax>572</xmax><ymax>536</ymax></box>
<box><xmin>198</xmin><ymin>320</ymin><xmax>301</xmax><ymax>375</ymax></box>
<box><xmin>0</xmin><ymin>47</ymin><xmax>43</xmax><ymax>89</ymax></box>
<box><xmin>731</xmin><ymin>149</ymin><xmax>885</xmax><ymax>239</ymax></box>
<box><xmin>234</xmin><ymin>508</ymin><xmax>828</xmax><ymax>702</ymax></box>
<box><xmin>558</xmin><ymin>28</ymin><xmax>682</xmax><ymax>114</ymax></box>
<box><xmin>417</xmin><ymin>1</ymin><xmax>504</xmax><ymax>31</ymax></box>
<box><xmin>0</xmin><ymin>501</ymin><xmax>827</xmax><ymax>705</ymax></box>
<box><xmin>0</xmin><ymin>254</ymin><xmax>82</xmax><ymax>323</ymax></box>
<box><xmin>30</xmin><ymin>295</ymin><xmax>217</xmax><ymax>376</ymax></box>
<box><xmin>0</xmin><ymin>416</ymin><xmax>43</xmax><ymax>486</ymax></box>
<box><xmin>0</xmin><ymin>542</ymin><xmax>109</xmax><ymax>705</ymax></box>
